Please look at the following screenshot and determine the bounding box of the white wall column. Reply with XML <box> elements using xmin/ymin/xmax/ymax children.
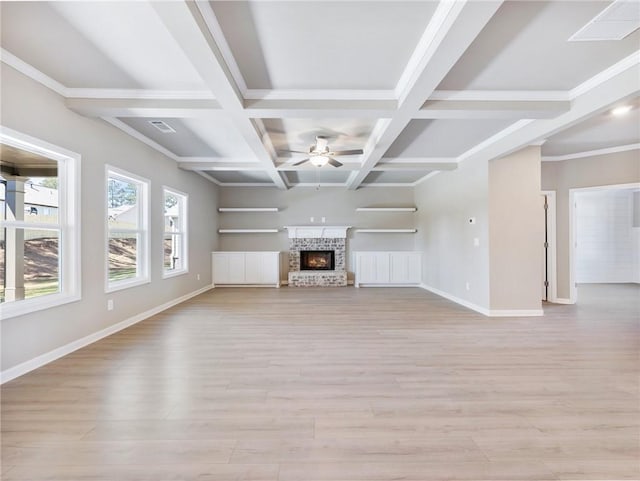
<box><xmin>488</xmin><ymin>146</ymin><xmax>543</xmax><ymax>313</ymax></box>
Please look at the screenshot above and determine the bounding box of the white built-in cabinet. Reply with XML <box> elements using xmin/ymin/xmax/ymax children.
<box><xmin>354</xmin><ymin>251</ymin><xmax>421</xmax><ymax>287</ymax></box>
<box><xmin>212</xmin><ymin>252</ymin><xmax>280</xmax><ymax>287</ymax></box>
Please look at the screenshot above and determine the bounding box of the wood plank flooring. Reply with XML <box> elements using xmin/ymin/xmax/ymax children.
<box><xmin>2</xmin><ymin>284</ymin><xmax>639</xmax><ymax>480</ymax></box>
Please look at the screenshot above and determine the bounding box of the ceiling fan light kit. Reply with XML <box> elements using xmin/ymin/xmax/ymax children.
<box><xmin>285</xmin><ymin>136</ymin><xmax>363</xmax><ymax>168</ymax></box>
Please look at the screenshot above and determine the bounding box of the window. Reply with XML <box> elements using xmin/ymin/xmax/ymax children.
<box><xmin>106</xmin><ymin>166</ymin><xmax>149</xmax><ymax>292</ymax></box>
<box><xmin>0</xmin><ymin>127</ymin><xmax>80</xmax><ymax>319</ymax></box>
<box><xmin>163</xmin><ymin>187</ymin><xmax>188</xmax><ymax>277</ymax></box>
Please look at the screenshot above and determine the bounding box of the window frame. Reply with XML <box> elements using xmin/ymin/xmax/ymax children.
<box><xmin>0</xmin><ymin>126</ymin><xmax>81</xmax><ymax>320</ymax></box>
<box><xmin>162</xmin><ymin>186</ymin><xmax>188</xmax><ymax>279</ymax></box>
<box><xmin>105</xmin><ymin>165</ymin><xmax>150</xmax><ymax>293</ymax></box>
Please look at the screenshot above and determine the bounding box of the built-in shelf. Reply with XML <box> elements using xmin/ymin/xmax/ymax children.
<box><xmin>218</xmin><ymin>229</ymin><xmax>279</xmax><ymax>234</ymax></box>
<box><xmin>356</xmin><ymin>207</ymin><xmax>417</xmax><ymax>212</ymax></box>
<box><xmin>218</xmin><ymin>207</ymin><xmax>279</xmax><ymax>212</ymax></box>
<box><xmin>355</xmin><ymin>229</ymin><xmax>417</xmax><ymax>233</ymax></box>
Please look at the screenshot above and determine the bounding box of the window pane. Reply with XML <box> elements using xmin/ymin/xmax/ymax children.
<box><xmin>163</xmin><ymin>234</ymin><xmax>183</xmax><ymax>271</ymax></box>
<box><xmin>164</xmin><ymin>193</ymin><xmax>181</xmax><ymax>232</ymax></box>
<box><xmin>108</xmin><ymin>234</ymin><xmax>138</xmax><ymax>282</ymax></box>
<box><xmin>107</xmin><ymin>177</ymin><xmax>138</xmax><ymax>230</ymax></box>
<box><xmin>24</xmin><ymin>177</ymin><xmax>59</xmax><ymax>224</ymax></box>
<box><xmin>0</xmin><ymin>228</ymin><xmax>60</xmax><ymax>303</ymax></box>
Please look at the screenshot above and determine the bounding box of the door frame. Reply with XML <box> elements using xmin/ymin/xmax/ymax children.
<box><xmin>542</xmin><ymin>191</ymin><xmax>557</xmax><ymax>303</ymax></box>
<box><xmin>569</xmin><ymin>182</ymin><xmax>640</xmax><ymax>303</ymax></box>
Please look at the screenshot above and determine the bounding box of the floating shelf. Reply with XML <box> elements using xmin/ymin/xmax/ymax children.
<box><xmin>218</xmin><ymin>207</ymin><xmax>279</xmax><ymax>212</ymax></box>
<box><xmin>218</xmin><ymin>229</ymin><xmax>279</xmax><ymax>234</ymax></box>
<box><xmin>355</xmin><ymin>229</ymin><xmax>417</xmax><ymax>233</ymax></box>
<box><xmin>356</xmin><ymin>207</ymin><xmax>417</xmax><ymax>212</ymax></box>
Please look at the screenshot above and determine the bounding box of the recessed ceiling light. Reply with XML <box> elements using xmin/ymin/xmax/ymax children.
<box><xmin>611</xmin><ymin>105</ymin><xmax>632</xmax><ymax>116</ymax></box>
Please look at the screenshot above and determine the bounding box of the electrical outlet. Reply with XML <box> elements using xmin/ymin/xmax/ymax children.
<box><xmin>310</xmin><ymin>216</ymin><xmax>314</xmax><ymax>222</ymax></box>
<box><xmin>107</xmin><ymin>299</ymin><xmax>114</xmax><ymax>311</ymax></box>
<box><xmin>321</xmin><ymin>217</ymin><xmax>326</xmax><ymax>223</ymax></box>
<box><xmin>465</xmin><ymin>282</ymin><xmax>470</xmax><ymax>291</ymax></box>
<box><xmin>473</xmin><ymin>237</ymin><xmax>480</xmax><ymax>247</ymax></box>
<box><xmin>197</xmin><ymin>274</ymin><xmax>201</xmax><ymax>281</ymax></box>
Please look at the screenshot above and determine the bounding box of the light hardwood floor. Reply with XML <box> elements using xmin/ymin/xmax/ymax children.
<box><xmin>2</xmin><ymin>284</ymin><xmax>639</xmax><ymax>480</ymax></box>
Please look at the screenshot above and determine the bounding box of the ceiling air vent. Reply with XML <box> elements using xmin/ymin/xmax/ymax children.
<box><xmin>569</xmin><ymin>0</ymin><xmax>640</xmax><ymax>41</ymax></box>
<box><xmin>148</xmin><ymin>120</ymin><xmax>176</xmax><ymax>133</ymax></box>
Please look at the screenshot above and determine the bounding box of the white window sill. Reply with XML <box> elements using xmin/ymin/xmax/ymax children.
<box><xmin>0</xmin><ymin>292</ymin><xmax>81</xmax><ymax>320</ymax></box>
<box><xmin>162</xmin><ymin>269</ymin><xmax>189</xmax><ymax>280</ymax></box>
<box><xmin>106</xmin><ymin>277</ymin><xmax>150</xmax><ymax>293</ymax></box>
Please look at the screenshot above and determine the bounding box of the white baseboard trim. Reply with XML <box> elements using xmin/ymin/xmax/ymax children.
<box><xmin>420</xmin><ymin>284</ymin><xmax>491</xmax><ymax>316</ymax></box>
<box><xmin>0</xmin><ymin>284</ymin><xmax>214</xmax><ymax>384</ymax></box>
<box><xmin>420</xmin><ymin>284</ymin><xmax>544</xmax><ymax>317</ymax></box>
<box><xmin>281</xmin><ymin>280</ymin><xmax>355</xmax><ymax>286</ymax></box>
<box><xmin>553</xmin><ymin>297</ymin><xmax>575</xmax><ymax>304</ymax></box>
<box><xmin>486</xmin><ymin>309</ymin><xmax>544</xmax><ymax>317</ymax></box>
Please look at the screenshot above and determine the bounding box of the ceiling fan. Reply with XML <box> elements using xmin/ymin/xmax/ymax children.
<box><xmin>282</xmin><ymin>136</ymin><xmax>363</xmax><ymax>168</ymax></box>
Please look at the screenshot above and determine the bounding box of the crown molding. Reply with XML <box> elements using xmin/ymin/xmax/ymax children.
<box><xmin>102</xmin><ymin>117</ymin><xmax>180</xmax><ymax>162</ymax></box>
<box><xmin>413</xmin><ymin>171</ymin><xmax>442</xmax><ymax>186</ymax></box>
<box><xmin>194</xmin><ymin>170</ymin><xmax>222</xmax><ymax>185</ymax></box>
<box><xmin>542</xmin><ymin>143</ymin><xmax>640</xmax><ymax>162</ymax></box>
<box><xmin>1</xmin><ymin>48</ymin><xmax>67</xmax><ymax>96</ymax></box>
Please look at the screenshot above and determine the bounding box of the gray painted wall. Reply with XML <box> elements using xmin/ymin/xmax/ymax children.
<box><xmin>542</xmin><ymin>149</ymin><xmax>640</xmax><ymax>299</ymax></box>
<box><xmin>217</xmin><ymin>186</ymin><xmax>416</xmax><ymax>281</ymax></box>
<box><xmin>1</xmin><ymin>65</ymin><xmax>219</xmax><ymax>372</ymax></box>
<box><xmin>489</xmin><ymin>146</ymin><xmax>543</xmax><ymax>311</ymax></box>
<box><xmin>414</xmin><ymin>159</ymin><xmax>490</xmax><ymax>310</ymax></box>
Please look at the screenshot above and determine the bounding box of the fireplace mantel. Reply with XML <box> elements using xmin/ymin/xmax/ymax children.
<box><xmin>284</xmin><ymin>226</ymin><xmax>351</xmax><ymax>239</ymax></box>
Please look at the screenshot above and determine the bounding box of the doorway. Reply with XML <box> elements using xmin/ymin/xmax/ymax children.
<box><xmin>569</xmin><ymin>183</ymin><xmax>640</xmax><ymax>303</ymax></box>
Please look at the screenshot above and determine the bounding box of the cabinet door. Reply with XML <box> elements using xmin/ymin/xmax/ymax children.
<box><xmin>244</xmin><ymin>253</ymin><xmax>263</xmax><ymax>284</ymax></box>
<box><xmin>244</xmin><ymin>252</ymin><xmax>279</xmax><ymax>284</ymax></box>
<box><xmin>389</xmin><ymin>252</ymin><xmax>421</xmax><ymax>284</ymax></box>
<box><xmin>406</xmin><ymin>252</ymin><xmax>422</xmax><ymax>283</ymax></box>
<box><xmin>357</xmin><ymin>252</ymin><xmax>390</xmax><ymax>284</ymax></box>
<box><xmin>227</xmin><ymin>253</ymin><xmax>246</xmax><ymax>284</ymax></box>
<box><xmin>259</xmin><ymin>252</ymin><xmax>280</xmax><ymax>284</ymax></box>
<box><xmin>212</xmin><ymin>253</ymin><xmax>230</xmax><ymax>284</ymax></box>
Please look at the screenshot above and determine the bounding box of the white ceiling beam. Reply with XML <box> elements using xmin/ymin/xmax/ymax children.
<box><xmin>458</xmin><ymin>63</ymin><xmax>640</xmax><ymax>165</ymax></box>
<box><xmin>178</xmin><ymin>161</ymin><xmax>263</xmax><ymax>171</ymax></box>
<box><xmin>151</xmin><ymin>1</ymin><xmax>287</xmax><ymax>189</ymax></box>
<box><xmin>273</xmin><ymin>162</ymin><xmax>457</xmax><ymax>172</ymax></box>
<box><xmin>347</xmin><ymin>0</ymin><xmax>504</xmax><ymax>190</ymax></box>
<box><xmin>371</xmin><ymin>162</ymin><xmax>458</xmax><ymax>172</ymax></box>
<box><xmin>244</xmin><ymin>99</ymin><xmax>396</xmax><ymax>118</ymax></box>
<box><xmin>65</xmin><ymin>98</ymin><xmax>221</xmax><ymax>118</ymax></box>
<box><xmin>66</xmin><ymin>96</ymin><xmax>569</xmax><ymax>120</ymax></box>
<box><xmin>417</xmin><ymin>99</ymin><xmax>571</xmax><ymax>119</ymax></box>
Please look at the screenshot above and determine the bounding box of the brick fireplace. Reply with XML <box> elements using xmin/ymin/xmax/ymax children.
<box><xmin>285</xmin><ymin>226</ymin><xmax>350</xmax><ymax>287</ymax></box>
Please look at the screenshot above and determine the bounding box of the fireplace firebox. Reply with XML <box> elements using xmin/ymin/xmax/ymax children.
<box><xmin>300</xmin><ymin>250</ymin><xmax>335</xmax><ymax>271</ymax></box>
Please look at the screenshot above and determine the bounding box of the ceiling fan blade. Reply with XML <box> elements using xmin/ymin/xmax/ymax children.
<box><xmin>280</xmin><ymin>149</ymin><xmax>310</xmax><ymax>154</ymax></box>
<box><xmin>328</xmin><ymin>157</ymin><xmax>343</xmax><ymax>168</ymax></box>
<box><xmin>330</xmin><ymin>149</ymin><xmax>364</xmax><ymax>156</ymax></box>
<box><xmin>292</xmin><ymin>158</ymin><xmax>310</xmax><ymax>166</ymax></box>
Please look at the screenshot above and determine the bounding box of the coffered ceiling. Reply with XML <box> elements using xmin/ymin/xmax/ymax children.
<box><xmin>1</xmin><ymin>1</ymin><xmax>639</xmax><ymax>188</ymax></box>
